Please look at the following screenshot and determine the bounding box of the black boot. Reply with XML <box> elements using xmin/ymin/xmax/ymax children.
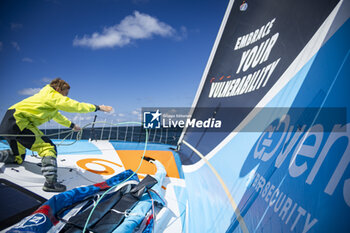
<box><xmin>41</xmin><ymin>156</ymin><xmax>66</xmax><ymax>192</ymax></box>
<box><xmin>42</xmin><ymin>180</ymin><xmax>66</xmax><ymax>192</ymax></box>
<box><xmin>0</xmin><ymin>149</ymin><xmax>26</xmax><ymax>164</ymax></box>
<box><xmin>0</xmin><ymin>149</ymin><xmax>14</xmax><ymax>163</ymax></box>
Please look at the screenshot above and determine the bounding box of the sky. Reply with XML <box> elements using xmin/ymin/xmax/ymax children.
<box><xmin>0</xmin><ymin>0</ymin><xmax>229</xmax><ymax>128</ymax></box>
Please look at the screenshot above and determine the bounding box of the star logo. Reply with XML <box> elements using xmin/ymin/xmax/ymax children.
<box><xmin>151</xmin><ymin>109</ymin><xmax>161</xmax><ymax>122</ymax></box>
<box><xmin>143</xmin><ymin>109</ymin><xmax>162</xmax><ymax>128</ymax></box>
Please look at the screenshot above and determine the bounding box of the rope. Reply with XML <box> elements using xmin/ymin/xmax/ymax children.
<box><xmin>81</xmin><ymin>121</ymin><xmax>149</xmax><ymax>233</ymax></box>
<box><xmin>0</xmin><ymin>121</ymin><xmax>144</xmax><ymax>147</ymax></box>
<box><xmin>0</xmin><ymin>120</ymin><xmax>151</xmax><ymax>233</ymax></box>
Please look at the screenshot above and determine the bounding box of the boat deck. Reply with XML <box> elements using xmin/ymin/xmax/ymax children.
<box><xmin>0</xmin><ymin>139</ymin><xmax>187</xmax><ymax>232</ymax></box>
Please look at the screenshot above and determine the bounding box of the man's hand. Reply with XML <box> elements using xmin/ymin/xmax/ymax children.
<box><xmin>99</xmin><ymin>105</ymin><xmax>113</xmax><ymax>112</ymax></box>
<box><xmin>73</xmin><ymin>125</ymin><xmax>81</xmax><ymax>132</ymax></box>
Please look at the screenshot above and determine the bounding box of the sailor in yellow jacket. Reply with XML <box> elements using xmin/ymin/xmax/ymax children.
<box><xmin>0</xmin><ymin>78</ymin><xmax>113</xmax><ymax>192</ymax></box>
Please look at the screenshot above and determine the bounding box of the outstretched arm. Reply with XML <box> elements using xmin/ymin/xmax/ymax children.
<box><xmin>51</xmin><ymin>86</ymin><xmax>113</xmax><ymax>114</ymax></box>
<box><xmin>72</xmin><ymin>105</ymin><xmax>113</xmax><ymax>131</ymax></box>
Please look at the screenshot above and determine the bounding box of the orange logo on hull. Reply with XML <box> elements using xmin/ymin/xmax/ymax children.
<box><xmin>117</xmin><ymin>150</ymin><xmax>181</xmax><ymax>179</ymax></box>
<box><xmin>76</xmin><ymin>150</ymin><xmax>181</xmax><ymax>179</ymax></box>
<box><xmin>76</xmin><ymin>158</ymin><xmax>122</xmax><ymax>175</ymax></box>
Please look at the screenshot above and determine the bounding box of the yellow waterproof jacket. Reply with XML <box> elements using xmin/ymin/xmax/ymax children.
<box><xmin>10</xmin><ymin>85</ymin><xmax>97</xmax><ymax>131</ymax></box>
